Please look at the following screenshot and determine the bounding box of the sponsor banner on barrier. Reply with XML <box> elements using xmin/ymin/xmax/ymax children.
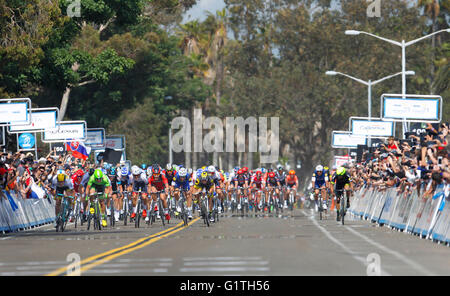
<box><xmin>105</xmin><ymin>135</ymin><xmax>125</xmax><ymax>150</ymax></box>
<box><xmin>349</xmin><ymin>185</ymin><xmax>450</xmax><ymax>244</ymax></box>
<box><xmin>9</xmin><ymin>108</ymin><xmax>58</xmax><ymax>133</ymax></box>
<box><xmin>381</xmin><ymin>94</ymin><xmax>442</xmax><ymax>122</ymax></box>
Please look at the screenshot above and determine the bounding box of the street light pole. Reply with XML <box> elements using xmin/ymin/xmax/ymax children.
<box><xmin>345</xmin><ymin>29</ymin><xmax>450</xmax><ymax>137</ymax></box>
<box><xmin>326</xmin><ymin>71</ymin><xmax>415</xmax><ymax>145</ymax></box>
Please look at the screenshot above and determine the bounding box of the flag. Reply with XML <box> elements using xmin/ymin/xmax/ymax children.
<box><xmin>65</xmin><ymin>141</ymin><xmax>91</xmax><ymax>160</ymax></box>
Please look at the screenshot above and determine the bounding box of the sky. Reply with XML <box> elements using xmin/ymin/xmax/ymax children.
<box><xmin>183</xmin><ymin>0</ymin><xmax>226</xmax><ymax>23</ymax></box>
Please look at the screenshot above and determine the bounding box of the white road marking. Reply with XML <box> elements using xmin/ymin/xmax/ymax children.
<box><xmin>184</xmin><ymin>261</ymin><xmax>269</xmax><ymax>266</ymax></box>
<box><xmin>180</xmin><ymin>267</ymin><xmax>270</xmax><ymax>272</ymax></box>
<box><xmin>302</xmin><ymin>210</ymin><xmax>391</xmax><ymax>276</ymax></box>
<box><xmin>344</xmin><ymin>226</ymin><xmax>437</xmax><ymax>276</ymax></box>
<box><xmin>183</xmin><ymin>256</ymin><xmax>262</xmax><ymax>261</ymax></box>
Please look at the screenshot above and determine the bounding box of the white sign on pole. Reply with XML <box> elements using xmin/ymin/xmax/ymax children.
<box><xmin>350</xmin><ymin>117</ymin><xmax>394</xmax><ymax>137</ymax></box>
<box><xmin>43</xmin><ymin>121</ymin><xmax>87</xmax><ymax>143</ymax></box>
<box><xmin>105</xmin><ymin>135</ymin><xmax>125</xmax><ymax>150</ymax></box>
<box><xmin>8</xmin><ymin>108</ymin><xmax>58</xmax><ymax>133</ymax></box>
<box><xmin>0</xmin><ymin>98</ymin><xmax>32</xmax><ymax>126</ymax></box>
<box><xmin>334</xmin><ymin>156</ymin><xmax>352</xmax><ymax>167</ymax></box>
<box><xmin>332</xmin><ymin>131</ymin><xmax>367</xmax><ymax>149</ymax></box>
<box><xmin>381</xmin><ymin>94</ymin><xmax>441</xmax><ymax>122</ymax></box>
<box><xmin>86</xmin><ymin>128</ymin><xmax>106</xmax><ymax>148</ymax></box>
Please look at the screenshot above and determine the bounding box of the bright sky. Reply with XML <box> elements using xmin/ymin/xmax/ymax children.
<box><xmin>183</xmin><ymin>0</ymin><xmax>226</xmax><ymax>23</ymax></box>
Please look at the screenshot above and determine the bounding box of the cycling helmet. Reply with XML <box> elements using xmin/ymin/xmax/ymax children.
<box><xmin>207</xmin><ymin>165</ymin><xmax>215</xmax><ymax>174</ymax></box>
<box><xmin>172</xmin><ymin>164</ymin><xmax>178</xmax><ymax>171</ymax></box>
<box><xmin>152</xmin><ymin>164</ymin><xmax>161</xmax><ymax>174</ymax></box>
<box><xmin>256</xmin><ymin>170</ymin><xmax>262</xmax><ymax>175</ymax></box>
<box><xmin>75</xmin><ymin>169</ymin><xmax>84</xmax><ymax>178</ymax></box>
<box><xmin>89</xmin><ymin>168</ymin><xmax>95</xmax><ymax>176</ymax></box>
<box><xmin>166</xmin><ymin>163</ymin><xmax>172</xmax><ymax>171</ymax></box>
<box><xmin>141</xmin><ymin>164</ymin><xmax>147</xmax><ymax>170</ymax></box>
<box><xmin>146</xmin><ymin>167</ymin><xmax>152</xmax><ymax>177</ymax></box>
<box><xmin>200</xmin><ymin>171</ymin><xmax>208</xmax><ymax>181</ymax></box>
<box><xmin>277</xmin><ymin>164</ymin><xmax>283</xmax><ymax>171</ymax></box>
<box><xmin>132</xmin><ymin>167</ymin><xmax>141</xmax><ymax>176</ymax></box>
<box><xmin>268</xmin><ymin>172</ymin><xmax>276</xmax><ymax>178</ymax></box>
<box><xmin>121</xmin><ymin>167</ymin><xmax>129</xmax><ymax>176</ymax></box>
<box><xmin>94</xmin><ymin>169</ymin><xmax>103</xmax><ymax>180</ymax></box>
<box><xmin>57</xmin><ymin>173</ymin><xmax>66</xmax><ymax>182</ymax></box>
<box><xmin>237</xmin><ymin>169</ymin><xmax>243</xmax><ymax>175</ymax></box>
<box><xmin>316</xmin><ymin>165</ymin><xmax>323</xmax><ymax>172</ymax></box>
<box><xmin>110</xmin><ymin>167</ymin><xmax>116</xmax><ymax>176</ymax></box>
<box><xmin>289</xmin><ymin>170</ymin><xmax>295</xmax><ymax>175</ymax></box>
<box><xmin>242</xmin><ymin>167</ymin><xmax>248</xmax><ymax>173</ymax></box>
<box><xmin>337</xmin><ymin>167</ymin><xmax>346</xmax><ymax>176</ymax></box>
<box><xmin>179</xmin><ymin>168</ymin><xmax>187</xmax><ymax>177</ymax></box>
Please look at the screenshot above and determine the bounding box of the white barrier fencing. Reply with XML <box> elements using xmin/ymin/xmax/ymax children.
<box><xmin>349</xmin><ymin>184</ymin><xmax>450</xmax><ymax>245</ymax></box>
<box><xmin>0</xmin><ymin>190</ymin><xmax>55</xmax><ymax>233</ymax></box>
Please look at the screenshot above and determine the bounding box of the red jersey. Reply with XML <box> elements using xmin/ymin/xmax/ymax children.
<box><xmin>251</xmin><ymin>175</ymin><xmax>264</xmax><ymax>189</ymax></box>
<box><xmin>148</xmin><ymin>174</ymin><xmax>168</xmax><ymax>191</ymax></box>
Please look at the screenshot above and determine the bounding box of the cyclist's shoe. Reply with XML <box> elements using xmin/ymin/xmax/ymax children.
<box><xmin>142</xmin><ymin>209</ymin><xmax>147</xmax><ymax>218</ymax></box>
<box><xmin>131</xmin><ymin>212</ymin><xmax>136</xmax><ymax>219</ymax></box>
<box><xmin>237</xmin><ymin>204</ymin><xmax>242</xmax><ymax>210</ymax></box>
<box><xmin>323</xmin><ymin>202</ymin><xmax>327</xmax><ymax>210</ymax></box>
<box><xmin>102</xmin><ymin>219</ymin><xmax>107</xmax><ymax>227</ymax></box>
<box><xmin>210</xmin><ymin>216</ymin><xmax>215</xmax><ymax>223</ymax></box>
<box><xmin>90</xmin><ymin>207</ymin><xmax>95</xmax><ymax>214</ymax></box>
<box><xmin>188</xmin><ymin>211</ymin><xmax>193</xmax><ymax>220</ymax></box>
<box><xmin>177</xmin><ymin>206</ymin><xmax>182</xmax><ymax>213</ymax></box>
<box><xmin>69</xmin><ymin>216</ymin><xmax>74</xmax><ymax>223</ymax></box>
<box><xmin>346</xmin><ymin>200</ymin><xmax>350</xmax><ymax>208</ymax></box>
<box><xmin>145</xmin><ymin>216</ymin><xmax>149</xmax><ymax>222</ymax></box>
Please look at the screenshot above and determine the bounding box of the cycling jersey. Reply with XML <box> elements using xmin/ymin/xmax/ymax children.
<box><xmin>52</xmin><ymin>176</ymin><xmax>73</xmax><ymax>194</ymax></box>
<box><xmin>251</xmin><ymin>175</ymin><xmax>264</xmax><ymax>189</ymax></box>
<box><xmin>286</xmin><ymin>175</ymin><xmax>298</xmax><ymax>188</ymax></box>
<box><xmin>163</xmin><ymin>170</ymin><xmax>177</xmax><ymax>182</ymax></box>
<box><xmin>71</xmin><ymin>174</ymin><xmax>84</xmax><ymax>193</ymax></box>
<box><xmin>332</xmin><ymin>173</ymin><xmax>351</xmax><ymax>190</ymax></box>
<box><xmin>312</xmin><ymin>170</ymin><xmax>328</xmax><ymax>188</ymax></box>
<box><xmin>130</xmin><ymin>174</ymin><xmax>148</xmax><ymax>192</ymax></box>
<box><xmin>276</xmin><ymin>171</ymin><xmax>286</xmax><ymax>186</ymax></box>
<box><xmin>266</xmin><ymin>176</ymin><xmax>279</xmax><ymax>187</ymax></box>
<box><xmin>172</xmin><ymin>173</ymin><xmax>191</xmax><ymax>190</ymax></box>
<box><xmin>194</xmin><ymin>177</ymin><xmax>215</xmax><ymax>190</ymax></box>
<box><xmin>232</xmin><ymin>175</ymin><xmax>248</xmax><ymax>187</ymax></box>
<box><xmin>148</xmin><ymin>174</ymin><xmax>169</xmax><ymax>191</ymax></box>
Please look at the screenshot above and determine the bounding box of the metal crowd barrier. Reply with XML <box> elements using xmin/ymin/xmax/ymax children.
<box><xmin>349</xmin><ymin>184</ymin><xmax>450</xmax><ymax>245</ymax></box>
<box><xmin>0</xmin><ymin>190</ymin><xmax>56</xmax><ymax>233</ymax></box>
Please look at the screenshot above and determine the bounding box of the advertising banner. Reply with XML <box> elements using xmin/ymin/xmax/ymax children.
<box><xmin>9</xmin><ymin>108</ymin><xmax>58</xmax><ymax>133</ymax></box>
<box><xmin>332</xmin><ymin>131</ymin><xmax>367</xmax><ymax>148</ymax></box>
<box><xmin>350</xmin><ymin>117</ymin><xmax>394</xmax><ymax>137</ymax></box>
<box><xmin>381</xmin><ymin>94</ymin><xmax>441</xmax><ymax>122</ymax></box>
<box><xmin>43</xmin><ymin>121</ymin><xmax>87</xmax><ymax>143</ymax></box>
<box><xmin>0</xmin><ymin>98</ymin><xmax>31</xmax><ymax>126</ymax></box>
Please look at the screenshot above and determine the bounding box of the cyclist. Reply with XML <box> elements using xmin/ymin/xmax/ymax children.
<box><xmin>117</xmin><ymin>166</ymin><xmax>132</xmax><ymax>220</ymax></box>
<box><xmin>207</xmin><ymin>165</ymin><xmax>224</xmax><ymax>213</ymax></box>
<box><xmin>51</xmin><ymin>170</ymin><xmax>74</xmax><ymax>227</ymax></box>
<box><xmin>107</xmin><ymin>166</ymin><xmax>120</xmax><ymax>222</ymax></box>
<box><xmin>332</xmin><ymin>166</ymin><xmax>353</xmax><ymax>221</ymax></box>
<box><xmin>275</xmin><ymin>164</ymin><xmax>288</xmax><ymax>208</ymax></box>
<box><xmin>232</xmin><ymin>169</ymin><xmax>248</xmax><ymax>211</ymax></box>
<box><xmin>70</xmin><ymin>169</ymin><xmax>86</xmax><ymax>222</ymax></box>
<box><xmin>129</xmin><ymin>165</ymin><xmax>149</xmax><ymax>222</ymax></box>
<box><xmin>264</xmin><ymin>171</ymin><xmax>281</xmax><ymax>212</ymax></box>
<box><xmin>249</xmin><ymin>170</ymin><xmax>265</xmax><ymax>210</ymax></box>
<box><xmin>85</xmin><ymin>169</ymin><xmax>112</xmax><ymax>227</ymax></box>
<box><xmin>172</xmin><ymin>167</ymin><xmax>193</xmax><ymax>219</ymax></box>
<box><xmin>286</xmin><ymin>170</ymin><xmax>299</xmax><ymax>208</ymax></box>
<box><xmin>311</xmin><ymin>165</ymin><xmax>329</xmax><ymax>212</ymax></box>
<box><xmin>148</xmin><ymin>164</ymin><xmax>170</xmax><ymax>222</ymax></box>
<box><xmin>193</xmin><ymin>171</ymin><xmax>216</xmax><ymax>222</ymax></box>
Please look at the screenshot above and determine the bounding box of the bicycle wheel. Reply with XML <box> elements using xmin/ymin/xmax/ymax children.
<box><xmin>318</xmin><ymin>196</ymin><xmax>323</xmax><ymax>221</ymax></box>
<box><xmin>74</xmin><ymin>201</ymin><xmax>79</xmax><ymax>229</ymax></box>
<box><xmin>340</xmin><ymin>194</ymin><xmax>346</xmax><ymax>225</ymax></box>
<box><xmin>135</xmin><ymin>199</ymin><xmax>141</xmax><ymax>228</ymax></box>
<box><xmin>96</xmin><ymin>201</ymin><xmax>102</xmax><ymax>231</ymax></box>
<box><xmin>159</xmin><ymin>199</ymin><xmax>165</xmax><ymax>226</ymax></box>
<box><xmin>109</xmin><ymin>200</ymin><xmax>115</xmax><ymax>227</ymax></box>
<box><xmin>123</xmin><ymin>199</ymin><xmax>128</xmax><ymax>226</ymax></box>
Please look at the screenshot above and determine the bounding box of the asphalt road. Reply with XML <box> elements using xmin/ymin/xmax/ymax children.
<box><xmin>0</xmin><ymin>207</ymin><xmax>449</xmax><ymax>276</ymax></box>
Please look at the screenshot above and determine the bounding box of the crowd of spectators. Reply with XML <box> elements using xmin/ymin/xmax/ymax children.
<box><xmin>0</xmin><ymin>150</ymin><xmax>95</xmax><ymax>200</ymax></box>
<box><xmin>348</xmin><ymin>122</ymin><xmax>450</xmax><ymax>197</ymax></box>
